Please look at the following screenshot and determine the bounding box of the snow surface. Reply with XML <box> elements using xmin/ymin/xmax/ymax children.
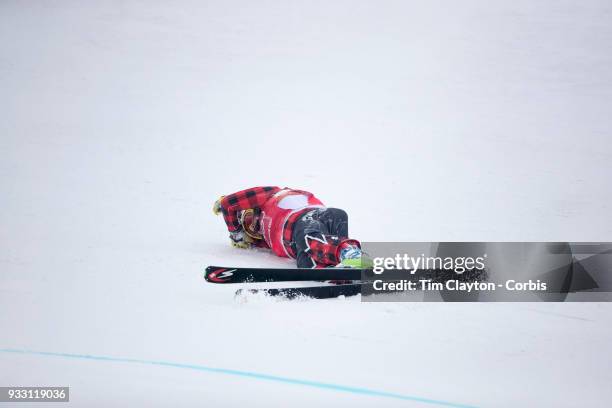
<box><xmin>1</xmin><ymin>0</ymin><xmax>612</xmax><ymax>407</ymax></box>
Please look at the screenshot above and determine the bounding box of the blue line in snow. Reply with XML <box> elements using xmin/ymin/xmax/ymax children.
<box><xmin>0</xmin><ymin>348</ymin><xmax>477</xmax><ymax>408</ymax></box>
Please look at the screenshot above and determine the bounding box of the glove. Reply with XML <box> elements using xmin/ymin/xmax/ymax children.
<box><xmin>229</xmin><ymin>230</ymin><xmax>251</xmax><ymax>249</ymax></box>
<box><xmin>212</xmin><ymin>195</ymin><xmax>225</xmax><ymax>215</ymax></box>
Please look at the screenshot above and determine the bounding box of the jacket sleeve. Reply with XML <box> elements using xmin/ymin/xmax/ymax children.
<box><xmin>219</xmin><ymin>186</ymin><xmax>280</xmax><ymax>232</ymax></box>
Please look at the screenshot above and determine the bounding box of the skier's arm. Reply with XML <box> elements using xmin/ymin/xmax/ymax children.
<box><xmin>215</xmin><ymin>186</ymin><xmax>280</xmax><ymax>232</ymax></box>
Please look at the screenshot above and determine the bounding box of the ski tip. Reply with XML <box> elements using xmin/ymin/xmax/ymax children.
<box><xmin>204</xmin><ymin>266</ymin><xmax>239</xmax><ymax>283</ymax></box>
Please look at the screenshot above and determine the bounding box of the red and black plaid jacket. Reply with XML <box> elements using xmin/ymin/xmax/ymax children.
<box><xmin>220</xmin><ymin>186</ymin><xmax>280</xmax><ymax>232</ymax></box>
<box><xmin>220</xmin><ymin>186</ymin><xmax>343</xmax><ymax>266</ymax></box>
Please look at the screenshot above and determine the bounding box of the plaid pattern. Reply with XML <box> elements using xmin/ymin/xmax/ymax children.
<box><xmin>220</xmin><ymin>186</ymin><xmax>280</xmax><ymax>232</ymax></box>
<box><xmin>220</xmin><ymin>187</ymin><xmax>335</xmax><ymax>263</ymax></box>
<box><xmin>306</xmin><ymin>234</ymin><xmax>344</xmax><ymax>266</ymax></box>
<box><xmin>309</xmin><ymin>238</ymin><xmax>361</xmax><ymax>267</ymax></box>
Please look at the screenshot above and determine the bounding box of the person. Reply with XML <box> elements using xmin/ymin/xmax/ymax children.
<box><xmin>212</xmin><ymin>186</ymin><xmax>365</xmax><ymax>268</ymax></box>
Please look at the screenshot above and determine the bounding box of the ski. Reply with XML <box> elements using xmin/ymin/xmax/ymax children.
<box><xmin>205</xmin><ymin>265</ymin><xmax>367</xmax><ymax>283</ymax></box>
<box><xmin>235</xmin><ymin>283</ymin><xmax>363</xmax><ymax>299</ymax></box>
<box><xmin>205</xmin><ymin>265</ymin><xmax>488</xmax><ymax>284</ymax></box>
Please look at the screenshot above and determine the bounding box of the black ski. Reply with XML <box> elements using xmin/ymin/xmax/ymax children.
<box><xmin>235</xmin><ymin>283</ymin><xmax>363</xmax><ymax>299</ymax></box>
<box><xmin>205</xmin><ymin>265</ymin><xmax>487</xmax><ymax>284</ymax></box>
<box><xmin>205</xmin><ymin>265</ymin><xmax>367</xmax><ymax>284</ymax></box>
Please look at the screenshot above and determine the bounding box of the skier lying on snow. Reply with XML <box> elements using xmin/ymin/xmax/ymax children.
<box><xmin>213</xmin><ymin>186</ymin><xmax>366</xmax><ymax>268</ymax></box>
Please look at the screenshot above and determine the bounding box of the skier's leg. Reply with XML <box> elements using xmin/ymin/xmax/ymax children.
<box><xmin>292</xmin><ymin>210</ymin><xmax>326</xmax><ymax>268</ymax></box>
<box><xmin>315</xmin><ymin>208</ymin><xmax>367</xmax><ymax>267</ymax></box>
<box><xmin>316</xmin><ymin>208</ymin><xmax>349</xmax><ymax>238</ymax></box>
<box><xmin>292</xmin><ymin>209</ymin><xmax>347</xmax><ymax>267</ymax></box>
<box><xmin>296</xmin><ymin>249</ymin><xmax>318</xmax><ymax>268</ymax></box>
<box><xmin>292</xmin><ymin>208</ymin><xmax>362</xmax><ymax>267</ymax></box>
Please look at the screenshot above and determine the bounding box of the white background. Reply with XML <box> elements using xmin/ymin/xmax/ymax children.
<box><xmin>1</xmin><ymin>1</ymin><xmax>611</xmax><ymax>406</ymax></box>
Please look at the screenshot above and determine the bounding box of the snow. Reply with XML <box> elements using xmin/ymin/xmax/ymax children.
<box><xmin>1</xmin><ymin>0</ymin><xmax>612</xmax><ymax>407</ymax></box>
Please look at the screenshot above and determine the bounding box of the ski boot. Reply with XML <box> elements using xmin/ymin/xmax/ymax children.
<box><xmin>337</xmin><ymin>241</ymin><xmax>372</xmax><ymax>269</ymax></box>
